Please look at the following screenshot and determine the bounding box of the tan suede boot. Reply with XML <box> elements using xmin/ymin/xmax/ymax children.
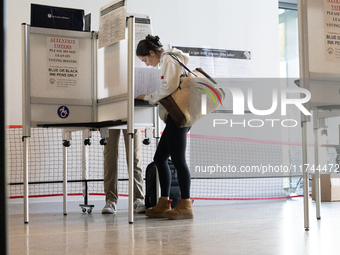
<box><xmin>145</xmin><ymin>197</ymin><xmax>171</xmax><ymax>218</ymax></box>
<box><xmin>163</xmin><ymin>199</ymin><xmax>193</xmax><ymax>220</ymax></box>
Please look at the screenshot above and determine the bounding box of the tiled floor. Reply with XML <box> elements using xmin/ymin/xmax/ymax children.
<box><xmin>8</xmin><ymin>198</ymin><xmax>340</xmax><ymax>255</ymax></box>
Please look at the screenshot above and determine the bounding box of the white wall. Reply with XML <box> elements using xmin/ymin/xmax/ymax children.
<box><xmin>5</xmin><ymin>0</ymin><xmax>280</xmax><ymax>125</ymax></box>
<box><xmin>127</xmin><ymin>0</ymin><xmax>280</xmax><ymax>77</ymax></box>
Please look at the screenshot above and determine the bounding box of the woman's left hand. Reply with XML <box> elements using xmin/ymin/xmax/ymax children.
<box><xmin>136</xmin><ymin>94</ymin><xmax>146</xmax><ymax>100</ymax></box>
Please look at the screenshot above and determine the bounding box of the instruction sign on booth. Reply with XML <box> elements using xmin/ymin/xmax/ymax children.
<box><xmin>324</xmin><ymin>0</ymin><xmax>340</xmax><ymax>62</ymax></box>
<box><xmin>47</xmin><ymin>36</ymin><xmax>79</xmax><ymax>88</ymax></box>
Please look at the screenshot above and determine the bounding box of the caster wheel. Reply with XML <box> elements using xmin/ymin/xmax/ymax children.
<box><xmin>87</xmin><ymin>209</ymin><xmax>92</xmax><ymax>214</ymax></box>
<box><xmin>63</xmin><ymin>140</ymin><xmax>71</xmax><ymax>147</ymax></box>
<box><xmin>84</xmin><ymin>139</ymin><xmax>91</xmax><ymax>146</ymax></box>
<box><xmin>100</xmin><ymin>138</ymin><xmax>107</xmax><ymax>145</ymax></box>
<box><xmin>143</xmin><ymin>138</ymin><xmax>151</xmax><ymax>145</ymax></box>
<box><xmin>82</xmin><ymin>207</ymin><xmax>86</xmax><ymax>213</ymax></box>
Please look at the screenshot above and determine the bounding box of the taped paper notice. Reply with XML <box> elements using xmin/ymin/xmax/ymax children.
<box><xmin>47</xmin><ymin>37</ymin><xmax>79</xmax><ymax>88</ymax></box>
<box><xmin>98</xmin><ymin>0</ymin><xmax>126</xmax><ymax>49</ymax></box>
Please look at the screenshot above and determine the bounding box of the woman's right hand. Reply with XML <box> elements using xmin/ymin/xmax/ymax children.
<box><xmin>136</xmin><ymin>94</ymin><xmax>146</xmax><ymax>100</ymax></box>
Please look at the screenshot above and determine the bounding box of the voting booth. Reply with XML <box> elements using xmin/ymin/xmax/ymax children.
<box><xmin>22</xmin><ymin>7</ymin><xmax>160</xmax><ymax>224</ymax></box>
<box><xmin>298</xmin><ymin>0</ymin><xmax>340</xmax><ymax>230</ymax></box>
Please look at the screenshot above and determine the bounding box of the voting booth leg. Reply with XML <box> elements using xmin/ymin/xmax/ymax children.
<box><xmin>79</xmin><ymin>130</ymin><xmax>94</xmax><ymax>213</ymax></box>
<box><xmin>23</xmin><ymin>137</ymin><xmax>29</xmax><ymax>224</ymax></box>
<box><xmin>82</xmin><ymin>131</ymin><xmax>89</xmax><ymax>198</ymax></box>
<box><xmin>62</xmin><ymin>130</ymin><xmax>71</xmax><ymax>215</ymax></box>
<box><xmin>313</xmin><ymin>111</ymin><xmax>321</xmax><ymax>220</ymax></box>
<box><xmin>314</xmin><ymin>129</ymin><xmax>321</xmax><ymax>220</ymax></box>
<box><xmin>153</xmin><ymin>107</ymin><xmax>161</xmax><ymax>201</ymax></box>
<box><xmin>127</xmin><ymin>16</ymin><xmax>135</xmax><ymax>224</ymax></box>
<box><xmin>22</xmin><ymin>23</ymin><xmax>30</xmax><ymax>224</ymax></box>
<box><xmin>128</xmin><ymin>136</ymin><xmax>134</xmax><ymax>224</ymax></box>
<box><xmin>298</xmin><ymin>0</ymin><xmax>310</xmax><ymax>230</ymax></box>
<box><xmin>302</xmin><ymin>121</ymin><xmax>310</xmax><ymax>230</ymax></box>
<box><xmin>63</xmin><ymin>144</ymin><xmax>68</xmax><ymax>215</ymax></box>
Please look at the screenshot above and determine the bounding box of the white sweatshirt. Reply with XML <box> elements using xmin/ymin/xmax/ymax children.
<box><xmin>144</xmin><ymin>48</ymin><xmax>190</xmax><ymax>122</ymax></box>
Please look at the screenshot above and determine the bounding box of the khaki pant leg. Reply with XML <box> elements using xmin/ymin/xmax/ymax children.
<box><xmin>122</xmin><ymin>129</ymin><xmax>144</xmax><ymax>201</ymax></box>
<box><xmin>103</xmin><ymin>129</ymin><xmax>121</xmax><ymax>204</ymax></box>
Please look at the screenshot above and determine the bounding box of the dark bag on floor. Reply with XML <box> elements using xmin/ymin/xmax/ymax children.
<box><xmin>145</xmin><ymin>159</ymin><xmax>181</xmax><ymax>209</ymax></box>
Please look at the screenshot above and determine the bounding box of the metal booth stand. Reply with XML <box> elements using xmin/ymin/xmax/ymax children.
<box><xmin>22</xmin><ymin>16</ymin><xmax>160</xmax><ymax>224</ymax></box>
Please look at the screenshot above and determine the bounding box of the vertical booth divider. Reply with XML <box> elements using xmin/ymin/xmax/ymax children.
<box><xmin>127</xmin><ymin>16</ymin><xmax>135</xmax><ymax>224</ymax></box>
<box><xmin>297</xmin><ymin>0</ymin><xmax>311</xmax><ymax>231</ymax></box>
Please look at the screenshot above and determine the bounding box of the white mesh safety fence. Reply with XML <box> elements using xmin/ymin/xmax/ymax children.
<box><xmin>8</xmin><ymin>127</ymin><xmax>331</xmax><ymax>200</ymax></box>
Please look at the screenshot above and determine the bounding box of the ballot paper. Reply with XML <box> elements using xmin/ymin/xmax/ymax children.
<box><xmin>134</xmin><ymin>67</ymin><xmax>161</xmax><ymax>97</ymax></box>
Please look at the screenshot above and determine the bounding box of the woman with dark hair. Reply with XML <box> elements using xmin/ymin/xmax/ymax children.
<box><xmin>136</xmin><ymin>35</ymin><xmax>193</xmax><ymax>220</ymax></box>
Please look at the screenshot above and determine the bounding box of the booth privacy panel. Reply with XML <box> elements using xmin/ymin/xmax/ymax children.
<box><xmin>22</xmin><ymin>25</ymin><xmax>97</xmax><ymax>131</ymax></box>
<box><xmin>29</xmin><ymin>32</ymin><xmax>93</xmax><ymax>100</ymax></box>
<box><xmin>309</xmin><ymin>79</ymin><xmax>340</xmax><ymax>108</ymax></box>
<box><xmin>30</xmin><ymin>105</ymin><xmax>93</xmax><ymax>125</ymax></box>
<box><xmin>97</xmin><ymin>29</ymin><xmax>128</xmax><ymax>99</ymax></box>
<box><xmin>97</xmin><ymin>101</ymin><xmax>127</xmax><ymax>122</ymax></box>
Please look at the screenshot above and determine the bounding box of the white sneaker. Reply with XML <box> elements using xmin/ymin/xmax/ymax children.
<box><xmin>134</xmin><ymin>199</ymin><xmax>146</xmax><ymax>213</ymax></box>
<box><xmin>102</xmin><ymin>201</ymin><xmax>117</xmax><ymax>214</ymax></box>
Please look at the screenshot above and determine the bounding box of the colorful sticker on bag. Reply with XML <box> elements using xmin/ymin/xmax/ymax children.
<box><xmin>196</xmin><ymin>82</ymin><xmax>223</xmax><ymax>106</ymax></box>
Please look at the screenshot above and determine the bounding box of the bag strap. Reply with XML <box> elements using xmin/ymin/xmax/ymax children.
<box><xmin>195</xmin><ymin>67</ymin><xmax>217</xmax><ymax>85</ymax></box>
<box><xmin>166</xmin><ymin>53</ymin><xmax>197</xmax><ymax>77</ymax></box>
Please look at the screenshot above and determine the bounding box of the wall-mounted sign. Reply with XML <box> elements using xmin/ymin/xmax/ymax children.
<box><xmin>98</xmin><ymin>0</ymin><xmax>126</xmax><ymax>49</ymax></box>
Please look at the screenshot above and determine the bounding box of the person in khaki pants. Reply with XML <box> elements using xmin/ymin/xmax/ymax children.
<box><xmin>102</xmin><ymin>129</ymin><xmax>145</xmax><ymax>214</ymax></box>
